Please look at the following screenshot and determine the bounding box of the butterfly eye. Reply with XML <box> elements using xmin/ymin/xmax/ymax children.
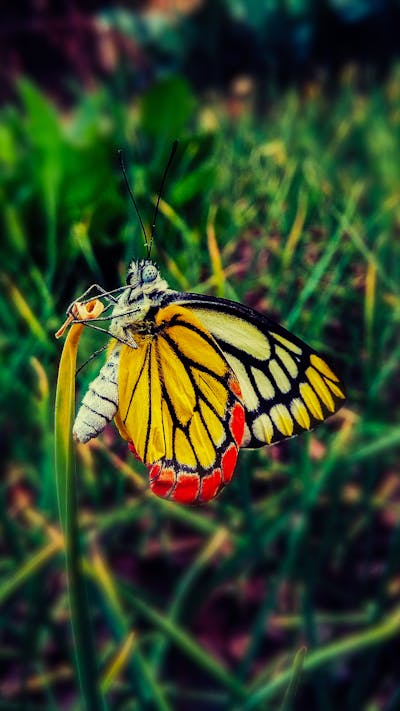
<box><xmin>142</xmin><ymin>264</ymin><xmax>158</xmax><ymax>283</ymax></box>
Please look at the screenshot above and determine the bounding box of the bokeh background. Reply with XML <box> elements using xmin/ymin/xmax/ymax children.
<box><xmin>1</xmin><ymin>2</ymin><xmax>400</xmax><ymax>710</ymax></box>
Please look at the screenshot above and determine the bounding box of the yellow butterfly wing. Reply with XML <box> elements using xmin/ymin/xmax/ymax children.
<box><xmin>113</xmin><ymin>304</ymin><xmax>245</xmax><ymax>504</ymax></box>
<box><xmin>168</xmin><ymin>294</ymin><xmax>346</xmax><ymax>448</ymax></box>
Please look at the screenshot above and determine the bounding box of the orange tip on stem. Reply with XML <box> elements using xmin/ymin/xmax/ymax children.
<box><xmin>55</xmin><ymin>299</ymin><xmax>105</xmax><ymax>338</ymax></box>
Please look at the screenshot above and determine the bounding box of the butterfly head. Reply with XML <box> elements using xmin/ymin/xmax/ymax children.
<box><xmin>127</xmin><ymin>259</ymin><xmax>159</xmax><ymax>287</ymax></box>
<box><xmin>123</xmin><ymin>259</ymin><xmax>171</xmax><ymax>304</ymax></box>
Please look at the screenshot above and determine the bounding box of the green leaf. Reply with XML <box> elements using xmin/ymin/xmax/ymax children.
<box><xmin>18</xmin><ymin>78</ymin><xmax>62</xmax><ymax>151</ymax></box>
<box><xmin>170</xmin><ymin>162</ymin><xmax>215</xmax><ymax>206</ymax></box>
<box><xmin>139</xmin><ymin>77</ymin><xmax>196</xmax><ymax>142</ymax></box>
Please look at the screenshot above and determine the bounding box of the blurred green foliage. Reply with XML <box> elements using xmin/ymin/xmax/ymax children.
<box><xmin>0</xmin><ymin>67</ymin><xmax>400</xmax><ymax>710</ymax></box>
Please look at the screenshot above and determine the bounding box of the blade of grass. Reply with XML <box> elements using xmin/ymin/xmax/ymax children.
<box><xmin>0</xmin><ymin>272</ymin><xmax>49</xmax><ymax>346</ymax></box>
<box><xmin>349</xmin><ymin>427</ymin><xmax>400</xmax><ymax>462</ymax></box>
<box><xmin>279</xmin><ymin>646</ymin><xmax>307</xmax><ymax>711</ymax></box>
<box><xmin>151</xmin><ymin>527</ymin><xmax>230</xmax><ymax>674</ymax></box>
<box><xmin>241</xmin><ymin>605</ymin><xmax>400</xmax><ymax>709</ymax></box>
<box><xmin>119</xmin><ymin>582</ymin><xmax>248</xmax><ymax>702</ymax></box>
<box><xmin>54</xmin><ymin>301</ymin><xmax>108</xmax><ymax>711</ymax></box>
<box><xmin>337</xmin><ymin>212</ymin><xmax>398</xmax><ymax>293</ymax></box>
<box><xmin>207</xmin><ymin>204</ymin><xmax>225</xmax><ymax>296</ymax></box>
<box><xmin>285</xmin><ymin>189</ymin><xmax>362</xmax><ymax>330</ymax></box>
<box><xmin>88</xmin><ymin>549</ymin><xmax>173</xmax><ymax>711</ymax></box>
<box><xmin>0</xmin><ymin>540</ymin><xmax>61</xmax><ymax>605</ymax></box>
<box><xmin>100</xmin><ymin>632</ymin><xmax>136</xmax><ymax>694</ymax></box>
<box><xmin>281</xmin><ymin>189</ymin><xmax>308</xmax><ymax>269</ymax></box>
<box><xmin>364</xmin><ymin>260</ymin><xmax>377</xmax><ymax>378</ymax></box>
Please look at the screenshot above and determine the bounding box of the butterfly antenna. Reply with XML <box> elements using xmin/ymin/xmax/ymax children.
<box><xmin>149</xmin><ymin>139</ymin><xmax>179</xmax><ymax>258</ymax></box>
<box><xmin>118</xmin><ymin>149</ymin><xmax>149</xmax><ymax>251</ymax></box>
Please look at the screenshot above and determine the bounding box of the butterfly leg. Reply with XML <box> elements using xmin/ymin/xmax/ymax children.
<box><xmin>68</xmin><ymin>319</ymin><xmax>131</xmax><ymax>346</ymax></box>
<box><xmin>76</xmin><ymin>343</ymin><xmax>109</xmax><ymax>375</ymax></box>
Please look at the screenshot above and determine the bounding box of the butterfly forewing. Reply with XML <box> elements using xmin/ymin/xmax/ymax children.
<box><xmin>166</xmin><ymin>293</ymin><xmax>346</xmax><ymax>448</ymax></box>
<box><xmin>113</xmin><ymin>304</ymin><xmax>245</xmax><ymax>504</ymax></box>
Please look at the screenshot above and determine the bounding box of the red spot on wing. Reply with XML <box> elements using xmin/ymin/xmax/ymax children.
<box><xmin>150</xmin><ymin>466</ymin><xmax>175</xmax><ymax>498</ymax></box>
<box><xmin>149</xmin><ymin>463</ymin><xmax>161</xmax><ymax>480</ymax></box>
<box><xmin>171</xmin><ymin>473</ymin><xmax>200</xmax><ymax>504</ymax></box>
<box><xmin>230</xmin><ymin>402</ymin><xmax>245</xmax><ymax>446</ymax></box>
<box><xmin>199</xmin><ymin>469</ymin><xmax>222</xmax><ymax>502</ymax></box>
<box><xmin>221</xmin><ymin>444</ymin><xmax>238</xmax><ymax>484</ymax></box>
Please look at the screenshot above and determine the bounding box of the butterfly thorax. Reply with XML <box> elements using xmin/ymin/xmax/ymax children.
<box><xmin>108</xmin><ymin>259</ymin><xmax>175</xmax><ymax>344</ymax></box>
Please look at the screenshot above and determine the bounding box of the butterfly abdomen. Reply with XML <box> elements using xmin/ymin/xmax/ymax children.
<box><xmin>73</xmin><ymin>348</ymin><xmax>120</xmax><ymax>443</ymax></box>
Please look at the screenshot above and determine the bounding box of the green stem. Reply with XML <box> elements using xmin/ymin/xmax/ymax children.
<box><xmin>55</xmin><ymin>322</ymin><xmax>107</xmax><ymax>711</ymax></box>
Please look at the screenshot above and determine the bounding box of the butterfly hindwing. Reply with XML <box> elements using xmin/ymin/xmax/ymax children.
<box><xmin>113</xmin><ymin>304</ymin><xmax>245</xmax><ymax>504</ymax></box>
<box><xmin>165</xmin><ymin>293</ymin><xmax>346</xmax><ymax>448</ymax></box>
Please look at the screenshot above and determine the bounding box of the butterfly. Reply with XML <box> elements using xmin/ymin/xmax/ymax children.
<box><xmin>71</xmin><ymin>255</ymin><xmax>345</xmax><ymax>505</ymax></box>
<box><xmin>69</xmin><ymin>143</ymin><xmax>345</xmax><ymax>505</ymax></box>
